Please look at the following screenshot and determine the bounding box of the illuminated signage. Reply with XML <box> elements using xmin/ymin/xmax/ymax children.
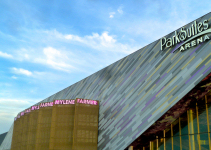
<box><xmin>15</xmin><ymin>114</ymin><xmax>20</xmax><ymax>121</ymax></box>
<box><xmin>40</xmin><ymin>102</ymin><xmax>54</xmax><ymax>108</ymax></box>
<box><xmin>161</xmin><ymin>19</ymin><xmax>210</xmax><ymax>52</ymax></box>
<box><xmin>54</xmin><ymin>99</ymin><xmax>75</xmax><ymax>105</ymax></box>
<box><xmin>14</xmin><ymin>98</ymin><xmax>98</xmax><ymax>121</ymax></box>
<box><xmin>31</xmin><ymin>105</ymin><xmax>39</xmax><ymax>110</ymax></box>
<box><xmin>77</xmin><ymin>99</ymin><xmax>98</xmax><ymax>105</ymax></box>
<box><xmin>21</xmin><ymin>111</ymin><xmax>24</xmax><ymax>116</ymax></box>
<box><xmin>25</xmin><ymin>108</ymin><xmax>31</xmax><ymax>114</ymax></box>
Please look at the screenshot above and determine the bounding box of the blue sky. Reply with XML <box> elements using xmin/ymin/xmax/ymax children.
<box><xmin>0</xmin><ymin>0</ymin><xmax>210</xmax><ymax>133</ymax></box>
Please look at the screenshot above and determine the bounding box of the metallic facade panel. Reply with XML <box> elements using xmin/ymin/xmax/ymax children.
<box><xmin>35</xmin><ymin>107</ymin><xmax>53</xmax><ymax>150</ymax></box>
<box><xmin>27</xmin><ymin>109</ymin><xmax>39</xmax><ymax>150</ymax></box>
<box><xmin>72</xmin><ymin>99</ymin><xmax>99</xmax><ymax>150</ymax></box>
<box><xmin>21</xmin><ymin>114</ymin><xmax>29</xmax><ymax>150</ymax></box>
<box><xmin>49</xmin><ymin>103</ymin><xmax>75</xmax><ymax>150</ymax></box>
<box><xmin>10</xmin><ymin>100</ymin><xmax>99</xmax><ymax>150</ymax></box>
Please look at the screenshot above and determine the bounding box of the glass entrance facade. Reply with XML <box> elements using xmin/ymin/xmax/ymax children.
<box><xmin>142</xmin><ymin>92</ymin><xmax>211</xmax><ymax>150</ymax></box>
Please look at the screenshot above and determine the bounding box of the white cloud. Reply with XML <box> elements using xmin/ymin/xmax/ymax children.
<box><xmin>117</xmin><ymin>6</ymin><xmax>123</xmax><ymax>14</ymax></box>
<box><xmin>109</xmin><ymin>6</ymin><xmax>123</xmax><ymax>19</ymax></box>
<box><xmin>0</xmin><ymin>51</ymin><xmax>13</xmax><ymax>59</ymax></box>
<box><xmin>65</xmin><ymin>34</ymin><xmax>73</xmax><ymax>40</ymax></box>
<box><xmin>24</xmin><ymin>54</ymin><xmax>29</xmax><ymax>59</ymax></box>
<box><xmin>0</xmin><ymin>99</ymin><xmax>31</xmax><ymax>109</ymax></box>
<box><xmin>0</xmin><ymin>83</ymin><xmax>12</xmax><ymax>87</ymax></box>
<box><xmin>10</xmin><ymin>48</ymin><xmax>32</xmax><ymax>62</ymax></box>
<box><xmin>43</xmin><ymin>47</ymin><xmax>74</xmax><ymax>71</ymax></box>
<box><xmin>109</xmin><ymin>12</ymin><xmax>115</xmax><ymax>18</ymax></box>
<box><xmin>64</xmin><ymin>31</ymin><xmax>137</xmax><ymax>54</ymax></box>
<box><xmin>5</xmin><ymin>29</ymin><xmax>140</xmax><ymax>74</ymax></box>
<box><xmin>83</xmin><ymin>32</ymin><xmax>116</xmax><ymax>47</ymax></box>
<box><xmin>35</xmin><ymin>47</ymin><xmax>75</xmax><ymax>72</ymax></box>
<box><xmin>10</xmin><ymin>67</ymin><xmax>54</xmax><ymax>80</ymax></box>
<box><xmin>11</xmin><ymin>76</ymin><xmax>17</xmax><ymax>79</ymax></box>
<box><xmin>11</xmin><ymin>68</ymin><xmax>32</xmax><ymax>76</ymax></box>
<box><xmin>0</xmin><ymin>97</ymin><xmax>41</xmax><ymax>133</ymax></box>
<box><xmin>23</xmin><ymin>30</ymin><xmax>139</xmax><ymax>73</ymax></box>
<box><xmin>64</xmin><ymin>34</ymin><xmax>83</xmax><ymax>42</ymax></box>
<box><xmin>0</xmin><ymin>98</ymin><xmax>40</xmax><ymax>118</ymax></box>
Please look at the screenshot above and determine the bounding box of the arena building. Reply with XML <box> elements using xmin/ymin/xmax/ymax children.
<box><xmin>1</xmin><ymin>12</ymin><xmax>211</xmax><ymax>150</ymax></box>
